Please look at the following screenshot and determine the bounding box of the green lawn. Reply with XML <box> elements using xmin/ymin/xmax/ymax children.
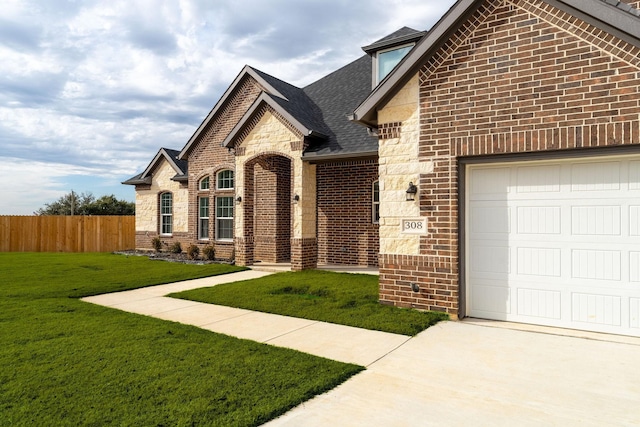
<box><xmin>172</xmin><ymin>270</ymin><xmax>448</xmax><ymax>336</ymax></box>
<box><xmin>0</xmin><ymin>253</ymin><xmax>363</xmax><ymax>427</ymax></box>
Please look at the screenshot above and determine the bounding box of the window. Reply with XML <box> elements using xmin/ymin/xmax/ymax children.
<box><xmin>199</xmin><ymin>176</ymin><xmax>210</xmax><ymax>191</ymax></box>
<box><xmin>217</xmin><ymin>170</ymin><xmax>234</xmax><ymax>190</ymax></box>
<box><xmin>372</xmin><ymin>181</ymin><xmax>380</xmax><ymax>224</ymax></box>
<box><xmin>376</xmin><ymin>44</ymin><xmax>413</xmax><ymax>84</ymax></box>
<box><xmin>216</xmin><ymin>196</ymin><xmax>234</xmax><ymax>241</ymax></box>
<box><xmin>160</xmin><ymin>192</ymin><xmax>172</xmax><ymax>235</ymax></box>
<box><xmin>198</xmin><ymin>197</ymin><xmax>209</xmax><ymax>240</ymax></box>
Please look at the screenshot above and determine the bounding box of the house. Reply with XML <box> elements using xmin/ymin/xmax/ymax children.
<box><xmin>125</xmin><ymin>0</ymin><xmax>640</xmax><ymax>337</ymax></box>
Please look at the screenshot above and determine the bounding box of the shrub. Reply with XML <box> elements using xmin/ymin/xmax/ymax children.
<box><xmin>202</xmin><ymin>245</ymin><xmax>215</xmax><ymax>260</ymax></box>
<box><xmin>151</xmin><ymin>237</ymin><xmax>162</xmax><ymax>252</ymax></box>
<box><xmin>169</xmin><ymin>241</ymin><xmax>182</xmax><ymax>254</ymax></box>
<box><xmin>186</xmin><ymin>244</ymin><xmax>200</xmax><ymax>260</ymax></box>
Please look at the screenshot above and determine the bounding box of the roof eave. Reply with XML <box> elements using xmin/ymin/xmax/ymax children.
<box><xmin>549</xmin><ymin>0</ymin><xmax>640</xmax><ymax>46</ymax></box>
<box><xmin>122</xmin><ymin>176</ymin><xmax>152</xmax><ymax>186</ymax></box>
<box><xmin>302</xmin><ymin>150</ymin><xmax>379</xmax><ymax>162</ymax></box>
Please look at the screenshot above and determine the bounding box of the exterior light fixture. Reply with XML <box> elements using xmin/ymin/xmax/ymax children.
<box><xmin>406</xmin><ymin>182</ymin><xmax>418</xmax><ymax>201</ymax></box>
<box><xmin>236</xmin><ymin>196</ymin><xmax>242</xmax><ymax>204</ymax></box>
<box><xmin>293</xmin><ymin>194</ymin><xmax>300</xmax><ymax>203</ymax></box>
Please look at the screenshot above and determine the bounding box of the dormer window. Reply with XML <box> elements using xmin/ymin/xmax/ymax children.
<box><xmin>375</xmin><ymin>43</ymin><xmax>414</xmax><ymax>84</ymax></box>
<box><xmin>362</xmin><ymin>27</ymin><xmax>424</xmax><ymax>88</ymax></box>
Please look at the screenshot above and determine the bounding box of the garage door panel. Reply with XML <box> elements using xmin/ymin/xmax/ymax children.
<box><xmin>631</xmin><ymin>299</ymin><xmax>640</xmax><ymax>329</ymax></box>
<box><xmin>467</xmin><ymin>155</ymin><xmax>640</xmax><ymax>337</ymax></box>
<box><xmin>516</xmin><ymin>288</ymin><xmax>561</xmax><ymax>319</ymax></box>
<box><xmin>517</xmin><ymin>206</ymin><xmax>561</xmax><ymax>234</ymax></box>
<box><xmin>631</xmin><ymin>252</ymin><xmax>640</xmax><ymax>282</ymax></box>
<box><xmin>516</xmin><ymin>165</ymin><xmax>561</xmax><ymax>193</ymax></box>
<box><xmin>630</xmin><ymin>206</ymin><xmax>640</xmax><ymax>235</ymax></box>
<box><xmin>471</xmin><ymin>285</ymin><xmax>510</xmax><ymax>315</ymax></box>
<box><xmin>571</xmin><ymin>206</ymin><xmax>621</xmax><ymax>236</ymax></box>
<box><xmin>571</xmin><ymin>293</ymin><xmax>622</xmax><ymax>327</ymax></box>
<box><xmin>516</xmin><ymin>247</ymin><xmax>561</xmax><ymax>277</ymax></box>
<box><xmin>571</xmin><ymin>249</ymin><xmax>621</xmax><ymax>281</ymax></box>
<box><xmin>470</xmin><ymin>206</ymin><xmax>510</xmax><ymax>233</ymax></box>
<box><xmin>571</xmin><ymin>161</ymin><xmax>621</xmax><ymax>192</ymax></box>
<box><xmin>470</xmin><ymin>244</ymin><xmax>510</xmax><ymax>275</ymax></box>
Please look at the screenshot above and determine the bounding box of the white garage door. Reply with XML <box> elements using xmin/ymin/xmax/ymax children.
<box><xmin>466</xmin><ymin>155</ymin><xmax>640</xmax><ymax>336</ymax></box>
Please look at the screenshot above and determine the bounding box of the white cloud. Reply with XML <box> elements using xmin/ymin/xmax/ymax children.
<box><xmin>0</xmin><ymin>0</ymin><xmax>457</xmax><ymax>215</ymax></box>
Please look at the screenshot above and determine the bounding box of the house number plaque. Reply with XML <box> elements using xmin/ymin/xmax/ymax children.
<box><xmin>401</xmin><ymin>218</ymin><xmax>427</xmax><ymax>234</ymax></box>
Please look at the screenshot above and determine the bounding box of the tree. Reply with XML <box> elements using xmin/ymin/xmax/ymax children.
<box><xmin>35</xmin><ymin>191</ymin><xmax>134</xmax><ymax>216</ymax></box>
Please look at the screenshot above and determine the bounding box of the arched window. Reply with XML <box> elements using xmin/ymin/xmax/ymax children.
<box><xmin>199</xmin><ymin>176</ymin><xmax>210</xmax><ymax>191</ymax></box>
<box><xmin>372</xmin><ymin>181</ymin><xmax>380</xmax><ymax>224</ymax></box>
<box><xmin>216</xmin><ymin>170</ymin><xmax>234</xmax><ymax>190</ymax></box>
<box><xmin>160</xmin><ymin>192</ymin><xmax>173</xmax><ymax>235</ymax></box>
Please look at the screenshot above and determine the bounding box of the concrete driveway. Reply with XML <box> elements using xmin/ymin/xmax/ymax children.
<box><xmin>266</xmin><ymin>321</ymin><xmax>640</xmax><ymax>426</ymax></box>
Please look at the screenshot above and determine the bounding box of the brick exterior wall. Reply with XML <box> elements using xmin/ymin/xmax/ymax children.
<box><xmin>253</xmin><ymin>156</ymin><xmax>292</xmax><ymax>263</ymax></box>
<box><xmin>378</xmin><ymin>0</ymin><xmax>640</xmax><ymax>316</ymax></box>
<box><xmin>317</xmin><ymin>159</ymin><xmax>380</xmax><ymax>266</ymax></box>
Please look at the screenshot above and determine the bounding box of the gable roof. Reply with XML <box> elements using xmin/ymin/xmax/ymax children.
<box><xmin>178</xmin><ymin>66</ymin><xmax>295</xmax><ymax>160</ymax></box>
<box><xmin>352</xmin><ymin>0</ymin><xmax>640</xmax><ymax>128</ymax></box>
<box><xmin>122</xmin><ymin>148</ymin><xmax>187</xmax><ymax>185</ymax></box>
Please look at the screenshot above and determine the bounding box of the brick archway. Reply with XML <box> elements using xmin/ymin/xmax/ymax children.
<box><xmin>241</xmin><ymin>154</ymin><xmax>293</xmax><ymax>264</ymax></box>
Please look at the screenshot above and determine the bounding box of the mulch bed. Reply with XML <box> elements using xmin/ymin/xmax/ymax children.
<box><xmin>114</xmin><ymin>250</ymin><xmax>234</xmax><ymax>265</ymax></box>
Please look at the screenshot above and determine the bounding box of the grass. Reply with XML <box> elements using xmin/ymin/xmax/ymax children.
<box><xmin>172</xmin><ymin>270</ymin><xmax>449</xmax><ymax>336</ymax></box>
<box><xmin>0</xmin><ymin>253</ymin><xmax>363</xmax><ymax>427</ymax></box>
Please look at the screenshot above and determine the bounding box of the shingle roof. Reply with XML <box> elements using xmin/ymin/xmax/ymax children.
<box><xmin>122</xmin><ymin>147</ymin><xmax>187</xmax><ymax>185</ymax></box>
<box><xmin>301</xmin><ymin>54</ymin><xmax>378</xmax><ymax>159</ymax></box>
<box><xmin>362</xmin><ymin>26</ymin><xmax>426</xmax><ymax>54</ymax></box>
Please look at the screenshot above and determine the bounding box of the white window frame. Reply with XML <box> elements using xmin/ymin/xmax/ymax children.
<box><xmin>216</xmin><ymin>170</ymin><xmax>234</xmax><ymax>190</ymax></box>
<box><xmin>199</xmin><ymin>176</ymin><xmax>210</xmax><ymax>191</ymax></box>
<box><xmin>198</xmin><ymin>196</ymin><xmax>209</xmax><ymax>240</ymax></box>
<box><xmin>372</xmin><ymin>181</ymin><xmax>380</xmax><ymax>224</ymax></box>
<box><xmin>160</xmin><ymin>192</ymin><xmax>173</xmax><ymax>235</ymax></box>
<box><xmin>215</xmin><ymin>196</ymin><xmax>234</xmax><ymax>241</ymax></box>
<box><xmin>374</xmin><ymin>43</ymin><xmax>414</xmax><ymax>85</ymax></box>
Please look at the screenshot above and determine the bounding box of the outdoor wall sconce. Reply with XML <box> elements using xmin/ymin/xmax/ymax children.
<box><xmin>406</xmin><ymin>182</ymin><xmax>418</xmax><ymax>201</ymax></box>
<box><xmin>236</xmin><ymin>196</ymin><xmax>242</xmax><ymax>204</ymax></box>
<box><xmin>410</xmin><ymin>282</ymin><xmax>420</xmax><ymax>293</ymax></box>
<box><xmin>293</xmin><ymin>194</ymin><xmax>300</xmax><ymax>203</ymax></box>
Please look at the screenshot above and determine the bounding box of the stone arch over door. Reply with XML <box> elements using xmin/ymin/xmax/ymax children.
<box><xmin>242</xmin><ymin>153</ymin><xmax>293</xmax><ymax>264</ymax></box>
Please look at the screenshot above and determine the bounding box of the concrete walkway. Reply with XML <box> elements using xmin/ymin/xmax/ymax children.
<box><xmin>81</xmin><ymin>270</ymin><xmax>408</xmax><ymax>366</ymax></box>
<box><xmin>82</xmin><ymin>270</ymin><xmax>640</xmax><ymax>426</ymax></box>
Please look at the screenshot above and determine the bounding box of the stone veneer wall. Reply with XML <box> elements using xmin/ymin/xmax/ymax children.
<box><xmin>134</xmin><ymin>159</ymin><xmax>189</xmax><ymax>249</ymax></box>
<box><xmin>234</xmin><ymin>107</ymin><xmax>318</xmax><ymax>270</ymax></box>
<box><xmin>377</xmin><ymin>0</ymin><xmax>640</xmax><ymax>317</ymax></box>
<box><xmin>316</xmin><ymin>159</ymin><xmax>380</xmax><ymax>266</ymax></box>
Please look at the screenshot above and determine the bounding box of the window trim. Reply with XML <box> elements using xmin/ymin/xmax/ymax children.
<box><xmin>215</xmin><ymin>196</ymin><xmax>234</xmax><ymax>242</ymax></box>
<box><xmin>198</xmin><ymin>196</ymin><xmax>209</xmax><ymax>240</ymax></box>
<box><xmin>216</xmin><ymin>169</ymin><xmax>234</xmax><ymax>190</ymax></box>
<box><xmin>372</xmin><ymin>180</ymin><xmax>380</xmax><ymax>224</ymax></box>
<box><xmin>160</xmin><ymin>192</ymin><xmax>173</xmax><ymax>236</ymax></box>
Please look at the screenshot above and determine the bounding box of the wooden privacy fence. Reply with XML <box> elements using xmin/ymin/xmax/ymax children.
<box><xmin>0</xmin><ymin>216</ymin><xmax>135</xmax><ymax>252</ymax></box>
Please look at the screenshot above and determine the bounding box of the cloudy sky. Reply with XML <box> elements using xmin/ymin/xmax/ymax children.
<box><xmin>1</xmin><ymin>0</ymin><xmax>457</xmax><ymax>215</ymax></box>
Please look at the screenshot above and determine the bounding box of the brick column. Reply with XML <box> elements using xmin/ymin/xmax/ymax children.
<box><xmin>291</xmin><ymin>238</ymin><xmax>317</xmax><ymax>271</ymax></box>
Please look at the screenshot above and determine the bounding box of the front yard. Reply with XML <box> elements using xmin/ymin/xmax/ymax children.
<box><xmin>0</xmin><ymin>253</ymin><xmax>362</xmax><ymax>426</ymax></box>
<box><xmin>172</xmin><ymin>270</ymin><xmax>448</xmax><ymax>336</ymax></box>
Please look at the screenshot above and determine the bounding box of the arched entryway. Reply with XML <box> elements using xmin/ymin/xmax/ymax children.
<box><xmin>242</xmin><ymin>154</ymin><xmax>293</xmax><ymax>263</ymax></box>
